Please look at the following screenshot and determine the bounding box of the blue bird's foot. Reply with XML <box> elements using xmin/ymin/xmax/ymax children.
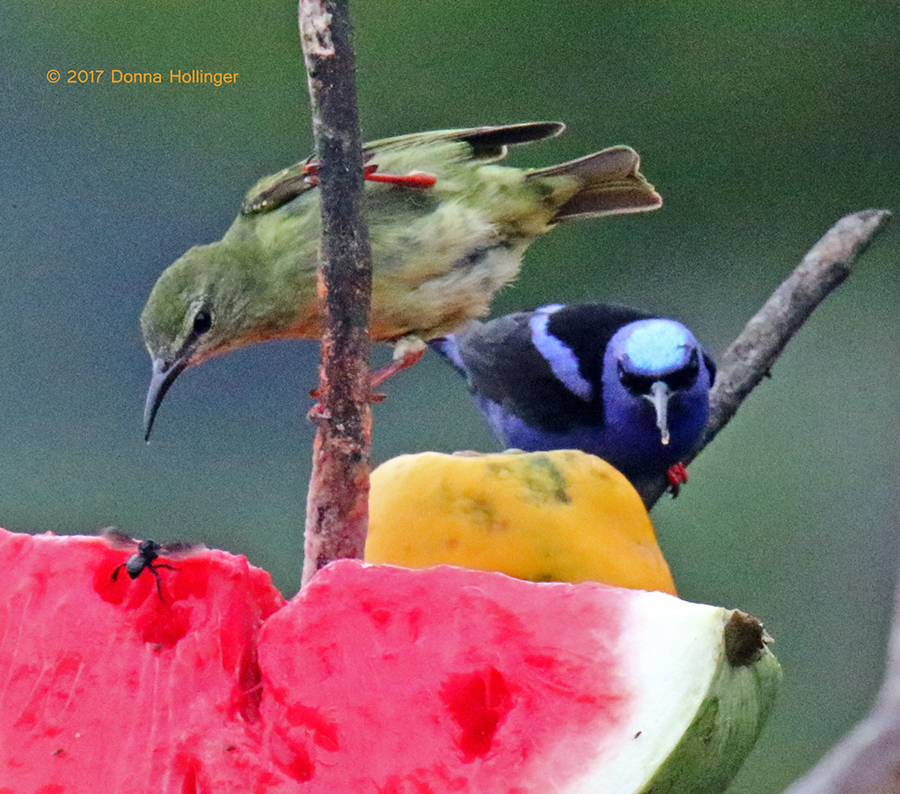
<box><xmin>666</xmin><ymin>463</ymin><xmax>689</xmax><ymax>498</ymax></box>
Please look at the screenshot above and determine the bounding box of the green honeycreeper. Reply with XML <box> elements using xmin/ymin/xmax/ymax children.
<box><xmin>140</xmin><ymin>122</ymin><xmax>661</xmax><ymax>438</ymax></box>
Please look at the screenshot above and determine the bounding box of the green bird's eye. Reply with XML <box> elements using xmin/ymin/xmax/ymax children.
<box><xmin>192</xmin><ymin>309</ymin><xmax>212</xmax><ymax>335</ymax></box>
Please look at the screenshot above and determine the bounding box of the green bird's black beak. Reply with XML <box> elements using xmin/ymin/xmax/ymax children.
<box><xmin>144</xmin><ymin>356</ymin><xmax>189</xmax><ymax>441</ymax></box>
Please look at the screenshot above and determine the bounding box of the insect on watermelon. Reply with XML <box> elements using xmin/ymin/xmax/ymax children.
<box><xmin>102</xmin><ymin>527</ymin><xmax>205</xmax><ymax>601</ymax></box>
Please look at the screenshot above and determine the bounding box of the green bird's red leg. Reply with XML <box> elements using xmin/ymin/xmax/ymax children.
<box><xmin>369</xmin><ymin>346</ymin><xmax>426</xmax><ymax>390</ymax></box>
<box><xmin>302</xmin><ymin>162</ymin><xmax>437</xmax><ymax>189</ymax></box>
<box><xmin>308</xmin><ymin>346</ymin><xmax>425</xmax><ymax>420</ymax></box>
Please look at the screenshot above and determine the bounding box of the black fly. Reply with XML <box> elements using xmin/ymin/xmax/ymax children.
<box><xmin>102</xmin><ymin>528</ymin><xmax>204</xmax><ymax>601</ymax></box>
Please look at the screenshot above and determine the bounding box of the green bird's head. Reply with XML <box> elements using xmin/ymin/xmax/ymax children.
<box><xmin>141</xmin><ymin>243</ymin><xmax>229</xmax><ymax>441</ymax></box>
<box><xmin>140</xmin><ymin>236</ymin><xmax>315</xmax><ymax>440</ymax></box>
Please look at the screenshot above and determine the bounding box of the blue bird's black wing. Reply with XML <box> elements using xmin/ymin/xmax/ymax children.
<box><xmin>434</xmin><ymin>304</ymin><xmax>652</xmax><ymax>433</ymax></box>
<box><xmin>431</xmin><ymin>312</ymin><xmax>538</xmax><ymax>400</ymax></box>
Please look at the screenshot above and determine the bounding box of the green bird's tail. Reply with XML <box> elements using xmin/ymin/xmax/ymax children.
<box><xmin>528</xmin><ymin>146</ymin><xmax>663</xmax><ymax>222</ymax></box>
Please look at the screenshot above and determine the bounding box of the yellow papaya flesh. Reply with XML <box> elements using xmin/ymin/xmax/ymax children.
<box><xmin>365</xmin><ymin>450</ymin><xmax>676</xmax><ymax>595</ymax></box>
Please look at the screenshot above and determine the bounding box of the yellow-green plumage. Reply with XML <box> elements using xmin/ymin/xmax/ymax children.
<box><xmin>140</xmin><ymin>122</ymin><xmax>661</xmax><ymax>437</ymax></box>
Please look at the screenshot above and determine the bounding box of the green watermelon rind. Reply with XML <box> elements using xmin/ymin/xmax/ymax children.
<box><xmin>640</xmin><ymin>611</ymin><xmax>782</xmax><ymax>794</ymax></box>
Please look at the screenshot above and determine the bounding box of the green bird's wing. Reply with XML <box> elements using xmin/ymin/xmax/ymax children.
<box><xmin>241</xmin><ymin>164</ymin><xmax>317</xmax><ymax>216</ymax></box>
<box><xmin>362</xmin><ymin>122</ymin><xmax>565</xmax><ymax>161</ymax></box>
<box><xmin>240</xmin><ymin>122</ymin><xmax>566</xmax><ymax>216</ymax></box>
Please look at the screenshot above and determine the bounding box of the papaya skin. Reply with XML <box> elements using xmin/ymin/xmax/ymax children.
<box><xmin>365</xmin><ymin>449</ymin><xmax>676</xmax><ymax>595</ymax></box>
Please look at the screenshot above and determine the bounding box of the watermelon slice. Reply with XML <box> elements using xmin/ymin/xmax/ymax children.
<box><xmin>0</xmin><ymin>529</ymin><xmax>287</xmax><ymax>792</ymax></box>
<box><xmin>0</xmin><ymin>529</ymin><xmax>780</xmax><ymax>793</ymax></box>
<box><xmin>258</xmin><ymin>561</ymin><xmax>780</xmax><ymax>794</ymax></box>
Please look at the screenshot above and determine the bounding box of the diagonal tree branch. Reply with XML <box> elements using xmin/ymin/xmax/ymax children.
<box><xmin>641</xmin><ymin>209</ymin><xmax>892</xmax><ymax>509</ymax></box>
<box><xmin>299</xmin><ymin>0</ymin><xmax>372</xmax><ymax>586</ymax></box>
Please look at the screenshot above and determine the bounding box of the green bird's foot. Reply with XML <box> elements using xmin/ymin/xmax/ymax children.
<box><xmin>306</xmin><ymin>400</ymin><xmax>331</xmax><ymax>423</ymax></box>
<box><xmin>307</xmin><ymin>345</ymin><xmax>424</xmax><ymax>419</ymax></box>
<box><xmin>301</xmin><ymin>162</ymin><xmax>437</xmax><ymax>190</ymax></box>
<box><xmin>370</xmin><ymin>344</ymin><xmax>426</xmax><ymax>389</ymax></box>
<box><xmin>308</xmin><ymin>346</ymin><xmax>424</xmax><ymax>396</ymax></box>
<box><xmin>306</xmin><ymin>391</ymin><xmax>383</xmax><ymax>425</ymax></box>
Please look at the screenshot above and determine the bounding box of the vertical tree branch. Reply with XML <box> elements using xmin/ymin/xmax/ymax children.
<box><xmin>299</xmin><ymin>0</ymin><xmax>372</xmax><ymax>586</ymax></box>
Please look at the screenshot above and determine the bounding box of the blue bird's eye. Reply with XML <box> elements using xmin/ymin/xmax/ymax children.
<box><xmin>662</xmin><ymin>350</ymin><xmax>700</xmax><ymax>391</ymax></box>
<box><xmin>617</xmin><ymin>364</ymin><xmax>656</xmax><ymax>396</ymax></box>
<box><xmin>618</xmin><ymin>349</ymin><xmax>700</xmax><ymax>395</ymax></box>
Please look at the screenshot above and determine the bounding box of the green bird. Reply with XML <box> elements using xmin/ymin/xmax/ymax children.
<box><xmin>140</xmin><ymin>122</ymin><xmax>662</xmax><ymax>438</ymax></box>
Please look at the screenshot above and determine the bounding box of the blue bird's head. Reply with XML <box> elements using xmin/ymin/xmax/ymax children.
<box><xmin>603</xmin><ymin>318</ymin><xmax>714</xmax><ymax>460</ymax></box>
<box><xmin>605</xmin><ymin>318</ymin><xmax>712</xmax><ymax>446</ymax></box>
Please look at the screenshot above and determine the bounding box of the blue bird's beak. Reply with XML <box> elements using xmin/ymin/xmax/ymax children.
<box><xmin>143</xmin><ymin>356</ymin><xmax>188</xmax><ymax>442</ymax></box>
<box><xmin>645</xmin><ymin>380</ymin><xmax>671</xmax><ymax>446</ymax></box>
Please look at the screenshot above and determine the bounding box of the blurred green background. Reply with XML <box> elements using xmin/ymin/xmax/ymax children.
<box><xmin>1</xmin><ymin>0</ymin><xmax>899</xmax><ymax>789</ymax></box>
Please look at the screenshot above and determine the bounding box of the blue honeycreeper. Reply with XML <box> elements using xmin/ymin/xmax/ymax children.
<box><xmin>430</xmin><ymin>303</ymin><xmax>715</xmax><ymax>495</ymax></box>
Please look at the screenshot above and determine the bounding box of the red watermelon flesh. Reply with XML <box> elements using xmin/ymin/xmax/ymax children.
<box><xmin>258</xmin><ymin>561</ymin><xmax>633</xmax><ymax>792</ymax></box>
<box><xmin>0</xmin><ymin>529</ymin><xmax>778</xmax><ymax>794</ymax></box>
<box><xmin>0</xmin><ymin>529</ymin><xmax>286</xmax><ymax>792</ymax></box>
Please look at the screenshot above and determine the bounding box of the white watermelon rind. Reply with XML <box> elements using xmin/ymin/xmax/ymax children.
<box><xmin>545</xmin><ymin>590</ymin><xmax>781</xmax><ymax>794</ymax></box>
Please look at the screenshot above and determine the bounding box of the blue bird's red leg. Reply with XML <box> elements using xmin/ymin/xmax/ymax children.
<box><xmin>666</xmin><ymin>463</ymin><xmax>689</xmax><ymax>498</ymax></box>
